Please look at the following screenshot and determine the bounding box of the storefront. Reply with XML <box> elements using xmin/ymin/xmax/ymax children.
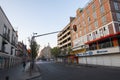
<box><xmin>0</xmin><ymin>52</ymin><xmax>21</xmax><ymax>69</ymax></box>
<box><xmin>69</xmin><ymin>48</ymin><xmax>86</xmax><ymax>64</ymax></box>
<box><xmin>78</xmin><ymin>46</ymin><xmax>120</xmax><ymax>67</ymax></box>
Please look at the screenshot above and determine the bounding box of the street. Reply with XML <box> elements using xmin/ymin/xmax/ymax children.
<box><xmin>37</xmin><ymin>61</ymin><xmax>120</xmax><ymax>80</ymax></box>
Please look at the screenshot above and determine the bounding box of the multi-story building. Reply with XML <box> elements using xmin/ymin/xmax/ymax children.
<box><xmin>17</xmin><ymin>42</ymin><xmax>28</xmax><ymax>59</ymax></box>
<box><xmin>70</xmin><ymin>0</ymin><xmax>120</xmax><ymax>66</ymax></box>
<box><xmin>57</xmin><ymin>23</ymin><xmax>71</xmax><ymax>50</ymax></box>
<box><xmin>0</xmin><ymin>6</ymin><xmax>20</xmax><ymax>69</ymax></box>
<box><xmin>57</xmin><ymin>18</ymin><xmax>75</xmax><ymax>63</ymax></box>
<box><xmin>57</xmin><ymin>17</ymin><xmax>75</xmax><ymax>53</ymax></box>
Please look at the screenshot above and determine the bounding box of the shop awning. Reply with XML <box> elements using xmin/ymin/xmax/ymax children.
<box><xmin>71</xmin><ymin>48</ymin><xmax>86</xmax><ymax>55</ymax></box>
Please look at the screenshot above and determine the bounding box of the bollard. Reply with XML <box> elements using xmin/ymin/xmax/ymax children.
<box><xmin>5</xmin><ymin>76</ymin><xmax>9</xmax><ymax>80</ymax></box>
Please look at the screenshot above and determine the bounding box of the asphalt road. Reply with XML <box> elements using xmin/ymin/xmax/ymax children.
<box><xmin>37</xmin><ymin>61</ymin><xmax>120</xmax><ymax>80</ymax></box>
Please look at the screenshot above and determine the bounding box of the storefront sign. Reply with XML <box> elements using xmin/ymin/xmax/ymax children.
<box><xmin>75</xmin><ymin>47</ymin><xmax>120</xmax><ymax>57</ymax></box>
<box><xmin>76</xmin><ymin>51</ymin><xmax>93</xmax><ymax>56</ymax></box>
<box><xmin>76</xmin><ymin>53</ymin><xmax>83</xmax><ymax>56</ymax></box>
<box><xmin>97</xmin><ymin>50</ymin><xmax>108</xmax><ymax>53</ymax></box>
<box><xmin>86</xmin><ymin>51</ymin><xmax>93</xmax><ymax>55</ymax></box>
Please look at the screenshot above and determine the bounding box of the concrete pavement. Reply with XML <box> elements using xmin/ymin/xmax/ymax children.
<box><xmin>0</xmin><ymin>62</ymin><xmax>41</xmax><ymax>80</ymax></box>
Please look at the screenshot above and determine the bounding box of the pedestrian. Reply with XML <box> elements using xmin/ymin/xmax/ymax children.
<box><xmin>22</xmin><ymin>61</ymin><xmax>26</xmax><ymax>71</ymax></box>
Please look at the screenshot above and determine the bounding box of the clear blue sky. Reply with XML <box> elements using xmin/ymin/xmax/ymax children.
<box><xmin>0</xmin><ymin>0</ymin><xmax>89</xmax><ymax>49</ymax></box>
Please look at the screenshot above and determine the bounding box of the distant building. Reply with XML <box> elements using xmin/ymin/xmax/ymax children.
<box><xmin>17</xmin><ymin>42</ymin><xmax>28</xmax><ymax>60</ymax></box>
<box><xmin>0</xmin><ymin>6</ymin><xmax>20</xmax><ymax>69</ymax></box>
<box><xmin>40</xmin><ymin>44</ymin><xmax>52</xmax><ymax>61</ymax></box>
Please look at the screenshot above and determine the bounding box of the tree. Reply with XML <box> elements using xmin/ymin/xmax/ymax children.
<box><xmin>51</xmin><ymin>47</ymin><xmax>61</xmax><ymax>58</ymax></box>
<box><xmin>30</xmin><ymin>41</ymin><xmax>39</xmax><ymax>60</ymax></box>
<box><xmin>28</xmin><ymin>37</ymin><xmax>40</xmax><ymax>69</ymax></box>
<box><xmin>67</xmin><ymin>46</ymin><xmax>72</xmax><ymax>55</ymax></box>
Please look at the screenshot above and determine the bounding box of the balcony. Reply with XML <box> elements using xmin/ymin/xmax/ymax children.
<box><xmin>3</xmin><ymin>33</ymin><xmax>10</xmax><ymax>42</ymax></box>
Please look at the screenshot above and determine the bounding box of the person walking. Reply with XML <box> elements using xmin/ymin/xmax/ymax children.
<box><xmin>22</xmin><ymin>61</ymin><xmax>26</xmax><ymax>71</ymax></box>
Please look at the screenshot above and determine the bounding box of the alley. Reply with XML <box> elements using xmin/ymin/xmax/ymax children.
<box><xmin>37</xmin><ymin>61</ymin><xmax>120</xmax><ymax>80</ymax></box>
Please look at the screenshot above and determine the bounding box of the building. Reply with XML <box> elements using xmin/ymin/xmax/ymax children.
<box><xmin>57</xmin><ymin>18</ymin><xmax>75</xmax><ymax>63</ymax></box>
<box><xmin>0</xmin><ymin>6</ymin><xmax>20</xmax><ymax>69</ymax></box>
<box><xmin>57</xmin><ymin>23</ymin><xmax>71</xmax><ymax>51</ymax></box>
<box><xmin>70</xmin><ymin>0</ymin><xmax>120</xmax><ymax>66</ymax></box>
<box><xmin>17</xmin><ymin>42</ymin><xmax>28</xmax><ymax>60</ymax></box>
<box><xmin>40</xmin><ymin>44</ymin><xmax>52</xmax><ymax>61</ymax></box>
<box><xmin>57</xmin><ymin>17</ymin><xmax>75</xmax><ymax>54</ymax></box>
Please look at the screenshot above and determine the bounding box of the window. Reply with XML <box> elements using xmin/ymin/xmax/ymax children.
<box><xmin>103</xmin><ymin>27</ymin><xmax>108</xmax><ymax>35</ymax></box>
<box><xmin>12</xmin><ymin>33</ymin><xmax>15</xmax><ymax>44</ymax></box>
<box><xmin>87</xmin><ymin>17</ymin><xmax>91</xmax><ymax>24</ymax></box>
<box><xmin>82</xmin><ymin>13</ymin><xmax>84</xmax><ymax>18</ymax></box>
<box><xmin>103</xmin><ymin>27</ymin><xmax>106</xmax><ymax>31</ymax></box>
<box><xmin>86</xmin><ymin>9</ymin><xmax>90</xmax><ymax>15</ymax></box>
<box><xmin>99</xmin><ymin>0</ymin><xmax>103</xmax><ymax>5</ymax></box>
<box><xmin>79</xmin><ymin>31</ymin><xmax>82</xmax><ymax>36</ymax></box>
<box><xmin>89</xmin><ymin>34</ymin><xmax>92</xmax><ymax>40</ymax></box>
<box><xmin>76</xmin><ymin>33</ymin><xmax>78</xmax><ymax>38</ymax></box>
<box><xmin>8</xmin><ymin>29</ymin><xmax>10</xmax><ymax>41</ymax></box>
<box><xmin>92</xmin><ymin>32</ymin><xmax>96</xmax><ymax>39</ymax></box>
<box><xmin>100</xmin><ymin>5</ymin><xmax>105</xmax><ymax>14</ymax></box>
<box><xmin>89</xmin><ymin>26</ymin><xmax>92</xmax><ymax>32</ymax></box>
<box><xmin>84</xmin><ymin>28</ymin><xmax>86</xmax><ymax>35</ymax></box>
<box><xmin>93</xmin><ymin>12</ymin><xmax>97</xmax><ymax>20</ymax></box>
<box><xmin>3</xmin><ymin>25</ymin><xmax>7</xmax><ymax>35</ymax></box>
<box><xmin>99</xmin><ymin>28</ymin><xmax>103</xmax><ymax>37</ymax></box>
<box><xmin>96</xmin><ymin>31</ymin><xmax>98</xmax><ymax>34</ymax></box>
<box><xmin>114</xmin><ymin>2</ymin><xmax>119</xmax><ymax>10</ymax></box>
<box><xmin>116</xmin><ymin>13</ymin><xmax>120</xmax><ymax>21</ymax></box>
<box><xmin>94</xmin><ymin>21</ymin><xmax>98</xmax><ymax>28</ymax></box>
<box><xmin>11</xmin><ymin>47</ymin><xmax>13</xmax><ymax>55</ymax></box>
<box><xmin>87</xmin><ymin>35</ymin><xmax>89</xmax><ymax>41</ymax></box>
<box><xmin>2</xmin><ymin>41</ymin><xmax>7</xmax><ymax>52</ymax></box>
<box><xmin>82</xmin><ymin>21</ymin><xmax>86</xmax><ymax>26</ymax></box>
<box><xmin>92</xmin><ymin>3</ymin><xmax>96</xmax><ymax>11</ymax></box>
<box><xmin>98</xmin><ymin>39</ymin><xmax>113</xmax><ymax>49</ymax></box>
<box><xmin>95</xmin><ymin>31</ymin><xmax>98</xmax><ymax>38</ymax></box>
<box><xmin>101</xmin><ymin>16</ymin><xmax>106</xmax><ymax>25</ymax></box>
<box><xmin>89</xmin><ymin>43</ymin><xmax>97</xmax><ymax>50</ymax></box>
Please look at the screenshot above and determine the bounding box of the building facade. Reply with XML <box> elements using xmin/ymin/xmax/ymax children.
<box><xmin>57</xmin><ymin>17</ymin><xmax>75</xmax><ymax>63</ymax></box>
<box><xmin>0</xmin><ymin>7</ymin><xmax>20</xmax><ymax>69</ymax></box>
<box><xmin>57</xmin><ymin>17</ymin><xmax>76</xmax><ymax>55</ymax></box>
<box><xmin>17</xmin><ymin>42</ymin><xmax>28</xmax><ymax>60</ymax></box>
<box><xmin>70</xmin><ymin>0</ymin><xmax>120</xmax><ymax>66</ymax></box>
<box><xmin>57</xmin><ymin>23</ymin><xmax>71</xmax><ymax>50</ymax></box>
<box><xmin>40</xmin><ymin>44</ymin><xmax>52</xmax><ymax>61</ymax></box>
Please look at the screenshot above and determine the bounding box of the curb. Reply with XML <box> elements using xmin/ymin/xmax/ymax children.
<box><xmin>25</xmin><ymin>63</ymin><xmax>41</xmax><ymax>80</ymax></box>
<box><xmin>26</xmin><ymin>74</ymin><xmax>41</xmax><ymax>80</ymax></box>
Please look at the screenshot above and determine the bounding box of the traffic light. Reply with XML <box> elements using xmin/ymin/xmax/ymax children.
<box><xmin>73</xmin><ymin>25</ymin><xmax>77</xmax><ymax>32</ymax></box>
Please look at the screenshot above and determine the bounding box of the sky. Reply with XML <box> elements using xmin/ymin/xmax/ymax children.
<box><xmin>0</xmin><ymin>0</ymin><xmax>89</xmax><ymax>49</ymax></box>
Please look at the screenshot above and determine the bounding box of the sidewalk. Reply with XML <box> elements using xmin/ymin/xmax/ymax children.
<box><xmin>24</xmin><ymin>62</ymin><xmax>41</xmax><ymax>80</ymax></box>
<box><xmin>0</xmin><ymin>62</ymin><xmax>41</xmax><ymax>80</ymax></box>
<box><xmin>63</xmin><ymin>62</ymin><xmax>120</xmax><ymax>69</ymax></box>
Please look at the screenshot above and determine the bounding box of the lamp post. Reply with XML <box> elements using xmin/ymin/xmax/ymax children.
<box><xmin>30</xmin><ymin>33</ymin><xmax>37</xmax><ymax>70</ymax></box>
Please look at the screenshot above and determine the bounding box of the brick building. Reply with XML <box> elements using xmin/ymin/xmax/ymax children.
<box><xmin>70</xmin><ymin>0</ymin><xmax>120</xmax><ymax>66</ymax></box>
